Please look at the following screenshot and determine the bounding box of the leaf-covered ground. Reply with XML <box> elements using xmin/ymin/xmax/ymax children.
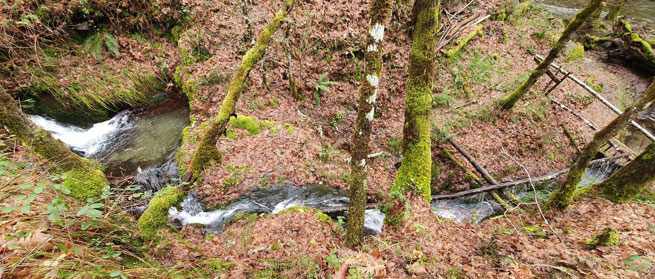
<box><xmin>2</xmin><ymin>0</ymin><xmax>655</xmax><ymax>278</ymax></box>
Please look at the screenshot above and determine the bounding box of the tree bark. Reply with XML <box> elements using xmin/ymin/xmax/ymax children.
<box><xmin>604</xmin><ymin>0</ymin><xmax>627</xmax><ymax>22</ymax></box>
<box><xmin>185</xmin><ymin>0</ymin><xmax>293</xmax><ymax>181</ymax></box>
<box><xmin>594</xmin><ymin>143</ymin><xmax>655</xmax><ymax>203</ymax></box>
<box><xmin>500</xmin><ymin>0</ymin><xmax>602</xmax><ymax>110</ymax></box>
<box><xmin>344</xmin><ymin>0</ymin><xmax>392</xmax><ymax>247</ymax></box>
<box><xmin>0</xmin><ymin>90</ymin><xmax>107</xmax><ymax>200</ymax></box>
<box><xmin>584</xmin><ymin>21</ymin><xmax>655</xmax><ymax>74</ymax></box>
<box><xmin>548</xmin><ymin>80</ymin><xmax>655</xmax><ymax>210</ymax></box>
<box><xmin>385</xmin><ymin>0</ymin><xmax>439</xmax><ymax>227</ymax></box>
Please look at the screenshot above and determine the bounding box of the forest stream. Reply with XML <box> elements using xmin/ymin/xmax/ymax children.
<box><xmin>536</xmin><ymin>0</ymin><xmax>655</xmax><ymax>27</ymax></box>
<box><xmin>24</xmin><ymin>0</ymin><xmax>655</xmax><ymax>239</ymax></box>
<box><xmin>31</xmin><ymin>99</ymin><xmax>190</xmax><ymax>192</ymax></box>
<box><xmin>30</xmin><ymin>99</ymin><xmax>641</xmax><ymax>235</ymax></box>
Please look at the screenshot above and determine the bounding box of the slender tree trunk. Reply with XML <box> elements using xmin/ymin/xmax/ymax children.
<box><xmin>548</xmin><ymin>80</ymin><xmax>655</xmax><ymax>210</ymax></box>
<box><xmin>500</xmin><ymin>0</ymin><xmax>602</xmax><ymax>110</ymax></box>
<box><xmin>344</xmin><ymin>0</ymin><xmax>392</xmax><ymax>247</ymax></box>
<box><xmin>605</xmin><ymin>0</ymin><xmax>627</xmax><ymax>21</ymax></box>
<box><xmin>0</xmin><ymin>90</ymin><xmax>107</xmax><ymax>200</ymax></box>
<box><xmin>384</xmin><ymin>0</ymin><xmax>439</xmax><ymax>226</ymax></box>
<box><xmin>593</xmin><ymin>143</ymin><xmax>655</xmax><ymax>203</ymax></box>
<box><xmin>185</xmin><ymin>0</ymin><xmax>293</xmax><ymax>181</ymax></box>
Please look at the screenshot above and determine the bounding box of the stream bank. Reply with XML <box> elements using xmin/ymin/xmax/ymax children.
<box><xmin>32</xmin><ymin>99</ymin><xmax>190</xmax><ymax>192</ymax></box>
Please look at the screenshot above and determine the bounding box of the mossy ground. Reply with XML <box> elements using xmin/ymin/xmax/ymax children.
<box><xmin>136</xmin><ymin>186</ymin><xmax>186</xmax><ymax>240</ymax></box>
<box><xmin>62</xmin><ymin>168</ymin><xmax>107</xmax><ymax>201</ymax></box>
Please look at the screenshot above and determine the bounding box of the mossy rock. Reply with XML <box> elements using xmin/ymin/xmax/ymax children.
<box><xmin>62</xmin><ymin>168</ymin><xmax>107</xmax><ymax>201</ymax></box>
<box><xmin>586</xmin><ymin>227</ymin><xmax>619</xmax><ymax>247</ymax></box>
<box><xmin>137</xmin><ymin>186</ymin><xmax>186</xmax><ymax>240</ymax></box>
<box><xmin>229</xmin><ymin>115</ymin><xmax>260</xmax><ymax>135</ymax></box>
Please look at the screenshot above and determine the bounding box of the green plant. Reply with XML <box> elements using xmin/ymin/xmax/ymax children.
<box><xmin>83</xmin><ymin>32</ymin><xmax>120</xmax><ymax>59</ymax></box>
<box><xmin>622</xmin><ymin>255</ymin><xmax>653</xmax><ymax>272</ymax></box>
<box><xmin>317</xmin><ymin>144</ymin><xmax>338</xmax><ymax>163</ymax></box>
<box><xmin>313</xmin><ymin>72</ymin><xmax>339</xmax><ymax>107</ymax></box>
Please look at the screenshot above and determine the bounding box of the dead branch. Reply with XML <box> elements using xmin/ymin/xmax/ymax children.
<box><xmin>432</xmin><ymin>153</ymin><xmax>629</xmax><ymax>200</ymax></box>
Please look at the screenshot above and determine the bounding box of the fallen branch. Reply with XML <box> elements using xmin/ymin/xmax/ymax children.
<box><xmin>536</xmin><ymin>54</ymin><xmax>655</xmax><ymax>142</ymax></box>
<box><xmin>443</xmin><ymin>137</ymin><xmax>514</xmax><ymax>209</ymax></box>
<box><xmin>444</xmin><ymin>24</ymin><xmax>484</xmax><ymax>57</ymax></box>
<box><xmin>432</xmin><ymin>154</ymin><xmax>629</xmax><ymax>200</ymax></box>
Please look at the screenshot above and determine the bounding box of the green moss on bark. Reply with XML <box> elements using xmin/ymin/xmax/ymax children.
<box><xmin>186</xmin><ymin>1</ymin><xmax>293</xmax><ymax>180</ymax></box>
<box><xmin>549</xmin><ymin>80</ymin><xmax>655</xmax><ymax>210</ymax></box>
<box><xmin>392</xmin><ymin>0</ymin><xmax>440</xmax><ymax>202</ymax></box>
<box><xmin>345</xmin><ymin>0</ymin><xmax>392</xmax><ymax>247</ymax></box>
<box><xmin>137</xmin><ymin>186</ymin><xmax>185</xmax><ymax>240</ymax></box>
<box><xmin>445</xmin><ymin>24</ymin><xmax>483</xmax><ymax>58</ymax></box>
<box><xmin>1</xmin><ymin>89</ymin><xmax>108</xmax><ymax>201</ymax></box>
<box><xmin>500</xmin><ymin>0</ymin><xmax>602</xmax><ymax>110</ymax></box>
<box><xmin>594</xmin><ymin>143</ymin><xmax>655</xmax><ymax>203</ymax></box>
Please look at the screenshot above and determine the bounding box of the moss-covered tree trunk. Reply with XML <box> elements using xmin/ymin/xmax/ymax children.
<box><xmin>0</xmin><ymin>90</ymin><xmax>107</xmax><ymax>200</ymax></box>
<box><xmin>185</xmin><ymin>0</ymin><xmax>293</xmax><ymax>181</ymax></box>
<box><xmin>548</xmin><ymin>80</ymin><xmax>655</xmax><ymax>210</ymax></box>
<box><xmin>605</xmin><ymin>0</ymin><xmax>627</xmax><ymax>21</ymax></box>
<box><xmin>593</xmin><ymin>143</ymin><xmax>655</xmax><ymax>203</ymax></box>
<box><xmin>384</xmin><ymin>0</ymin><xmax>439</xmax><ymax>226</ymax></box>
<box><xmin>500</xmin><ymin>0</ymin><xmax>602</xmax><ymax>110</ymax></box>
<box><xmin>344</xmin><ymin>0</ymin><xmax>392</xmax><ymax>247</ymax></box>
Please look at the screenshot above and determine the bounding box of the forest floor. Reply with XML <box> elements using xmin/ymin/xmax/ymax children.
<box><xmin>2</xmin><ymin>0</ymin><xmax>655</xmax><ymax>278</ymax></box>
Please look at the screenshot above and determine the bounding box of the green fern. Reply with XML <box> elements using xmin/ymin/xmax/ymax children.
<box><xmin>313</xmin><ymin>72</ymin><xmax>339</xmax><ymax>107</ymax></box>
<box><xmin>17</xmin><ymin>14</ymin><xmax>40</xmax><ymax>27</ymax></box>
<box><xmin>104</xmin><ymin>33</ymin><xmax>120</xmax><ymax>57</ymax></box>
<box><xmin>83</xmin><ymin>32</ymin><xmax>120</xmax><ymax>59</ymax></box>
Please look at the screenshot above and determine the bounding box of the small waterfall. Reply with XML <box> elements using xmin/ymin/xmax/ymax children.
<box><xmin>30</xmin><ymin>111</ymin><xmax>132</xmax><ymax>157</ymax></box>
<box><xmin>30</xmin><ymin>100</ymin><xmax>190</xmax><ymax>192</ymax></box>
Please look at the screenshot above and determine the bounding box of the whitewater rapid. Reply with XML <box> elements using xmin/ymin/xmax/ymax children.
<box><xmin>30</xmin><ymin>111</ymin><xmax>132</xmax><ymax>157</ymax></box>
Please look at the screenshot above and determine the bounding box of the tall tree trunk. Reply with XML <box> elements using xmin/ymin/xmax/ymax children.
<box><xmin>605</xmin><ymin>0</ymin><xmax>627</xmax><ymax>22</ymax></box>
<box><xmin>500</xmin><ymin>0</ymin><xmax>602</xmax><ymax>110</ymax></box>
<box><xmin>548</xmin><ymin>80</ymin><xmax>655</xmax><ymax>210</ymax></box>
<box><xmin>384</xmin><ymin>0</ymin><xmax>439</xmax><ymax>227</ymax></box>
<box><xmin>344</xmin><ymin>0</ymin><xmax>392</xmax><ymax>247</ymax></box>
<box><xmin>593</xmin><ymin>142</ymin><xmax>655</xmax><ymax>203</ymax></box>
<box><xmin>185</xmin><ymin>0</ymin><xmax>293</xmax><ymax>181</ymax></box>
<box><xmin>0</xmin><ymin>90</ymin><xmax>107</xmax><ymax>201</ymax></box>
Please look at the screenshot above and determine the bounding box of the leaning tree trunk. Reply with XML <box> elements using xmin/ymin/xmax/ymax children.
<box><xmin>344</xmin><ymin>0</ymin><xmax>392</xmax><ymax>247</ymax></box>
<box><xmin>584</xmin><ymin>20</ymin><xmax>655</xmax><ymax>74</ymax></box>
<box><xmin>185</xmin><ymin>0</ymin><xmax>293</xmax><ymax>181</ymax></box>
<box><xmin>384</xmin><ymin>0</ymin><xmax>439</xmax><ymax>227</ymax></box>
<box><xmin>500</xmin><ymin>0</ymin><xmax>602</xmax><ymax>110</ymax></box>
<box><xmin>0</xmin><ymin>90</ymin><xmax>107</xmax><ymax>201</ymax></box>
<box><xmin>604</xmin><ymin>0</ymin><xmax>627</xmax><ymax>22</ymax></box>
<box><xmin>548</xmin><ymin>80</ymin><xmax>655</xmax><ymax>210</ymax></box>
<box><xmin>593</xmin><ymin>142</ymin><xmax>655</xmax><ymax>203</ymax></box>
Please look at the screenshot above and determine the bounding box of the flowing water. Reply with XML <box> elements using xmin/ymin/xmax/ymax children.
<box><xmin>168</xmin><ymin>158</ymin><xmax>624</xmax><ymax>235</ymax></box>
<box><xmin>534</xmin><ymin>0</ymin><xmax>655</xmax><ymax>27</ymax></box>
<box><xmin>31</xmin><ymin>100</ymin><xmax>190</xmax><ymax>191</ymax></box>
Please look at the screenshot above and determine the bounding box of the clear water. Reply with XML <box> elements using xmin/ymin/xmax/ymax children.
<box><xmin>168</xmin><ymin>183</ymin><xmax>504</xmax><ymax>235</ymax></box>
<box><xmin>31</xmin><ymin>100</ymin><xmax>190</xmax><ymax>190</ymax></box>
<box><xmin>535</xmin><ymin>0</ymin><xmax>655</xmax><ymax>26</ymax></box>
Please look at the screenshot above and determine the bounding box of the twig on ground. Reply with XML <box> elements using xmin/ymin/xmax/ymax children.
<box><xmin>490</xmin><ymin>134</ymin><xmax>563</xmax><ymax>243</ymax></box>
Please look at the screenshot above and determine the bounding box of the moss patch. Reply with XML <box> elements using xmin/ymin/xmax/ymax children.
<box><xmin>229</xmin><ymin>115</ymin><xmax>261</xmax><ymax>135</ymax></box>
<box><xmin>137</xmin><ymin>186</ymin><xmax>186</xmax><ymax>240</ymax></box>
<box><xmin>62</xmin><ymin>168</ymin><xmax>107</xmax><ymax>201</ymax></box>
<box><xmin>586</xmin><ymin>227</ymin><xmax>619</xmax><ymax>247</ymax></box>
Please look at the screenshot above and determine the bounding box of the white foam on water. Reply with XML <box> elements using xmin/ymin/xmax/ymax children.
<box><xmin>168</xmin><ymin>203</ymin><xmax>249</xmax><ymax>226</ymax></box>
<box><xmin>30</xmin><ymin>111</ymin><xmax>132</xmax><ymax>157</ymax></box>
<box><xmin>364</xmin><ymin>209</ymin><xmax>385</xmax><ymax>235</ymax></box>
